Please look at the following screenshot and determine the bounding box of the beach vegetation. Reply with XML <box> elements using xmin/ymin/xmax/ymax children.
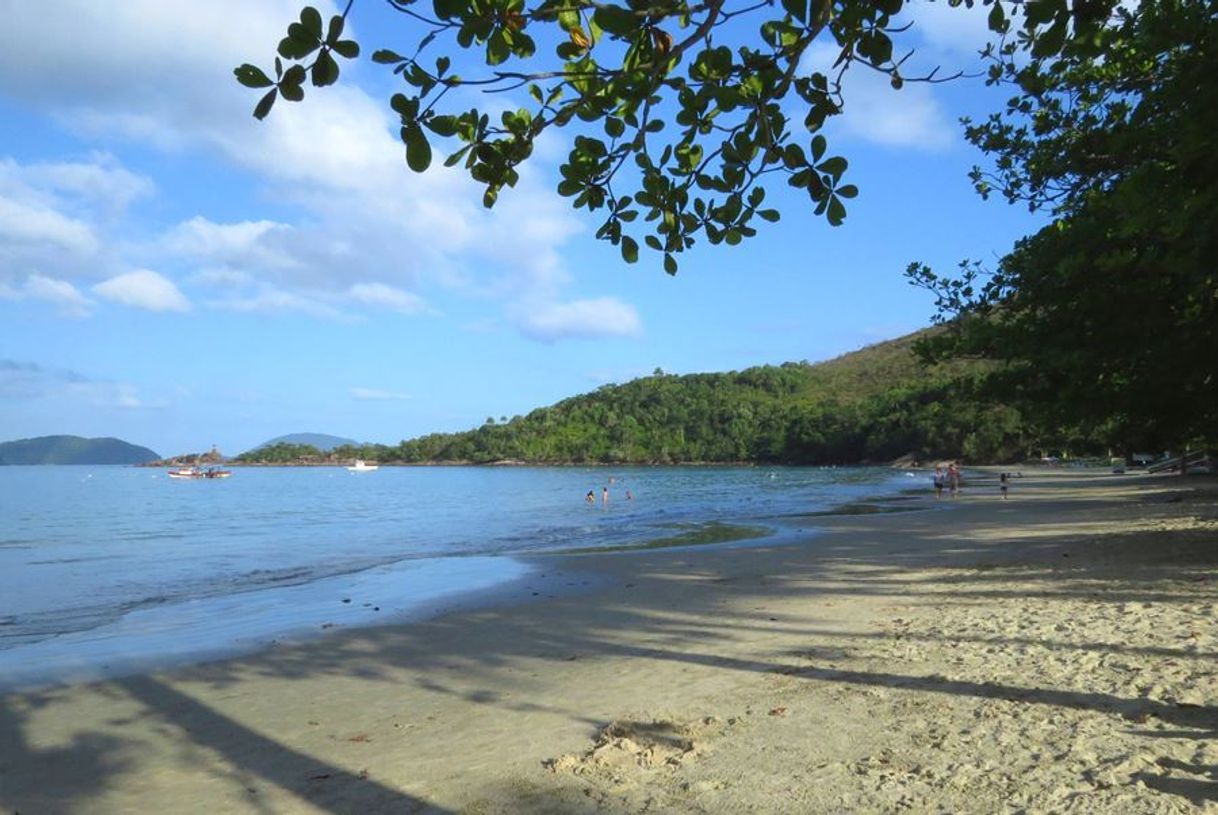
<box><xmin>908</xmin><ymin>0</ymin><xmax>1217</xmax><ymax>454</ymax></box>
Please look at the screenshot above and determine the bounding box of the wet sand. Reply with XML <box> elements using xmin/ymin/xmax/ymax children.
<box><xmin>2</xmin><ymin>471</ymin><xmax>1215</xmax><ymax>813</ymax></box>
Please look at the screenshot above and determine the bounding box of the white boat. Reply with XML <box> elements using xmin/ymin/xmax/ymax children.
<box><xmin>168</xmin><ymin>466</ymin><xmax>232</xmax><ymax>479</ymax></box>
<box><xmin>347</xmin><ymin>460</ymin><xmax>379</xmax><ymax>472</ymax></box>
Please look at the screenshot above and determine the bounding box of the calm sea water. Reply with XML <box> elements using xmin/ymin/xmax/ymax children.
<box><xmin>0</xmin><ymin>465</ymin><xmax>912</xmax><ymax>689</ymax></box>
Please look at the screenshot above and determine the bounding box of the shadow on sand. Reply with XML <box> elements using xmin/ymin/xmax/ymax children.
<box><xmin>2</xmin><ymin>475</ymin><xmax>1215</xmax><ymax>811</ymax></box>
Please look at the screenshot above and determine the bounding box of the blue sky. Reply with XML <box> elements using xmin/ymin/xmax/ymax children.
<box><xmin>0</xmin><ymin>0</ymin><xmax>1046</xmax><ymax>457</ymax></box>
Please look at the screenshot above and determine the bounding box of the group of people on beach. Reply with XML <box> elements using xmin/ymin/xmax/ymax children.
<box><xmin>934</xmin><ymin>464</ymin><xmax>1017</xmax><ymax>500</ymax></box>
<box><xmin>932</xmin><ymin>463</ymin><xmax>962</xmax><ymax>499</ymax></box>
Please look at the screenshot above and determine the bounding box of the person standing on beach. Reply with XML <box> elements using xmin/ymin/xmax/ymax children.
<box><xmin>1000</xmin><ymin>472</ymin><xmax>1009</xmax><ymax>500</ymax></box>
<box><xmin>948</xmin><ymin>463</ymin><xmax>961</xmax><ymax>498</ymax></box>
<box><xmin>933</xmin><ymin>466</ymin><xmax>945</xmax><ymax>500</ymax></box>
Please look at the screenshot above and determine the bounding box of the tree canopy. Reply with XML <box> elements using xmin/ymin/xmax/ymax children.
<box><xmin>908</xmin><ymin>0</ymin><xmax>1217</xmax><ymax>452</ymax></box>
<box><xmin>234</xmin><ymin>0</ymin><xmax>1073</xmax><ymax>272</ymax></box>
<box><xmin>234</xmin><ymin>0</ymin><xmax>1216</xmax><ymax>454</ymax></box>
<box><xmin>236</xmin><ymin>330</ymin><xmax>1062</xmax><ymax>466</ymax></box>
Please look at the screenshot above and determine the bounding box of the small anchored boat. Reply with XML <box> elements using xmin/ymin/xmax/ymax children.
<box><xmin>347</xmin><ymin>460</ymin><xmax>379</xmax><ymax>472</ymax></box>
<box><xmin>168</xmin><ymin>466</ymin><xmax>232</xmax><ymax>479</ymax></box>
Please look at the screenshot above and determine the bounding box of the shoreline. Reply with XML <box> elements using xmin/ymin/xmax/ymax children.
<box><xmin>3</xmin><ymin>472</ymin><xmax>1215</xmax><ymax>812</ymax></box>
<box><xmin>0</xmin><ymin>470</ymin><xmax>914</xmax><ymax>695</ymax></box>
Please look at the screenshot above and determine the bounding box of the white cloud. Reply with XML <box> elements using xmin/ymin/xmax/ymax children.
<box><xmin>0</xmin><ymin>1</ymin><xmax>634</xmax><ymax>340</ymax></box>
<box><xmin>164</xmin><ymin>217</ymin><xmax>292</xmax><ymax>262</ymax></box>
<box><xmin>348</xmin><ymin>283</ymin><xmax>428</xmax><ymax>315</ymax></box>
<box><xmin>350</xmin><ymin>387</ymin><xmax>411</xmax><ymax>401</ymax></box>
<box><xmin>0</xmin><ymin>195</ymin><xmax>98</xmax><ymax>256</ymax></box>
<box><xmin>517</xmin><ymin>297</ymin><xmax>643</xmax><ymax>343</ymax></box>
<box><xmin>903</xmin><ymin>0</ymin><xmax>999</xmax><ymax>60</ymax></box>
<box><xmin>93</xmin><ymin>269</ymin><xmax>191</xmax><ymax>312</ymax></box>
<box><xmin>798</xmin><ymin>43</ymin><xmax>956</xmax><ymax>151</ymax></box>
<box><xmin>0</xmin><ymin>155</ymin><xmax>156</xmax><ymax>289</ymax></box>
<box><xmin>19</xmin><ymin>275</ymin><xmax>94</xmax><ymax>317</ymax></box>
<box><xmin>205</xmin><ymin>285</ymin><xmax>349</xmax><ymax>320</ymax></box>
<box><xmin>18</xmin><ymin>154</ymin><xmax>155</xmax><ymax>214</ymax></box>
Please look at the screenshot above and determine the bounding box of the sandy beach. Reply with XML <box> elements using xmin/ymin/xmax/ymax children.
<box><xmin>2</xmin><ymin>471</ymin><xmax>1215</xmax><ymax>813</ymax></box>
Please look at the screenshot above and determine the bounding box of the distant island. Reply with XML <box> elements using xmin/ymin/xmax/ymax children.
<box><xmin>255</xmin><ymin>433</ymin><xmax>358</xmax><ymax>452</ymax></box>
<box><xmin>234</xmin><ymin>328</ymin><xmax>1053</xmax><ymax>467</ymax></box>
<box><xmin>0</xmin><ymin>435</ymin><xmax>160</xmax><ymax>465</ymax></box>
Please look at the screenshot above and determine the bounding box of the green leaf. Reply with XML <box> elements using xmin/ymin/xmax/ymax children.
<box><xmin>781</xmin><ymin>0</ymin><xmax>809</xmax><ymax>23</ymax></box>
<box><xmin>403</xmin><ymin>124</ymin><xmax>432</xmax><ymax>172</ymax></box>
<box><xmin>605</xmin><ymin>117</ymin><xmax>625</xmax><ymax>138</ymax></box>
<box><xmin>1032</xmin><ymin>19</ymin><xmax>1068</xmax><ymax>58</ymax></box>
<box><xmin>782</xmin><ymin>143</ymin><xmax>806</xmax><ymax>170</ymax></box>
<box><xmin>278</xmin><ymin>65</ymin><xmax>306</xmax><ymax>101</ymax></box>
<box><xmin>278</xmin><ymin>35</ymin><xmax>316</xmax><ymax>60</ymax></box>
<box><xmin>620</xmin><ymin>235</ymin><xmax>639</xmax><ymax>263</ymax></box>
<box><xmin>810</xmin><ymin>134</ymin><xmax>827</xmax><ymax>162</ymax></box>
<box><xmin>326</xmin><ymin>14</ymin><xmax>344</xmax><ymax>44</ymax></box>
<box><xmin>311</xmin><ymin>49</ymin><xmax>339</xmax><ymax>87</ymax></box>
<box><xmin>663</xmin><ymin>253</ymin><xmax>678</xmax><ymax>275</ymax></box>
<box><xmin>300</xmin><ymin>6</ymin><xmax>323</xmax><ymax>40</ymax></box>
<box><xmin>836</xmin><ymin>184</ymin><xmax>858</xmax><ymax>199</ymax></box>
<box><xmin>426</xmin><ymin>114</ymin><xmax>458</xmax><ymax>137</ymax></box>
<box><xmin>817</xmin><ymin>156</ymin><xmax>847</xmax><ymax>178</ymax></box>
<box><xmin>827</xmin><ymin>196</ymin><xmax>846</xmax><ymax>226</ymax></box>
<box><xmin>332</xmin><ymin>40</ymin><xmax>359</xmax><ymax>59</ymax></box>
<box><xmin>279</xmin><ymin>82</ymin><xmax>304</xmax><ymax>102</ymax></box>
<box><xmin>433</xmin><ymin>0</ymin><xmax>463</xmax><ymax>19</ymax></box>
<box><xmin>486</xmin><ymin>29</ymin><xmax>510</xmax><ymax>66</ymax></box>
<box><xmin>234</xmin><ymin>64</ymin><xmax>274</xmax><ymax>89</ymax></box>
<box><xmin>987</xmin><ymin>2</ymin><xmax>1007</xmax><ymax>34</ymax></box>
<box><xmin>444</xmin><ymin>145</ymin><xmax>471</xmax><ymax>167</ymax></box>
<box><xmin>372</xmin><ymin>49</ymin><xmax>405</xmax><ymax>64</ymax></box>
<box><xmin>558</xmin><ymin>8</ymin><xmax>581</xmax><ymax>31</ymax></box>
<box><xmin>593</xmin><ymin>5</ymin><xmax>636</xmax><ymax>37</ymax></box>
<box><xmin>757</xmin><ymin>209</ymin><xmax>780</xmax><ymax>222</ymax></box>
<box><xmin>253</xmin><ymin>88</ymin><xmax>277</xmax><ymax>120</ymax></box>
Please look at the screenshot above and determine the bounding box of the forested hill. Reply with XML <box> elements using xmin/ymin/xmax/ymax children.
<box><xmin>384</xmin><ymin>331</ymin><xmax>1026</xmax><ymax>465</ymax></box>
<box><xmin>0</xmin><ymin>435</ymin><xmax>160</xmax><ymax>465</ymax></box>
<box><xmin>236</xmin><ymin>330</ymin><xmax>1035</xmax><ymax>466</ymax></box>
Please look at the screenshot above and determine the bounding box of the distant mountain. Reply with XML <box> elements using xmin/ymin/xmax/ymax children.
<box><xmin>256</xmin><ymin>433</ymin><xmax>358</xmax><ymax>452</ymax></box>
<box><xmin>0</xmin><ymin>435</ymin><xmax>160</xmax><ymax>465</ymax></box>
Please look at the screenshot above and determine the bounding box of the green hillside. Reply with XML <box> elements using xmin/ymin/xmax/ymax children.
<box><xmin>381</xmin><ymin>330</ymin><xmax>1025</xmax><ymax>465</ymax></box>
<box><xmin>239</xmin><ymin>329</ymin><xmax>1048</xmax><ymax>466</ymax></box>
<box><xmin>0</xmin><ymin>435</ymin><xmax>160</xmax><ymax>465</ymax></box>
